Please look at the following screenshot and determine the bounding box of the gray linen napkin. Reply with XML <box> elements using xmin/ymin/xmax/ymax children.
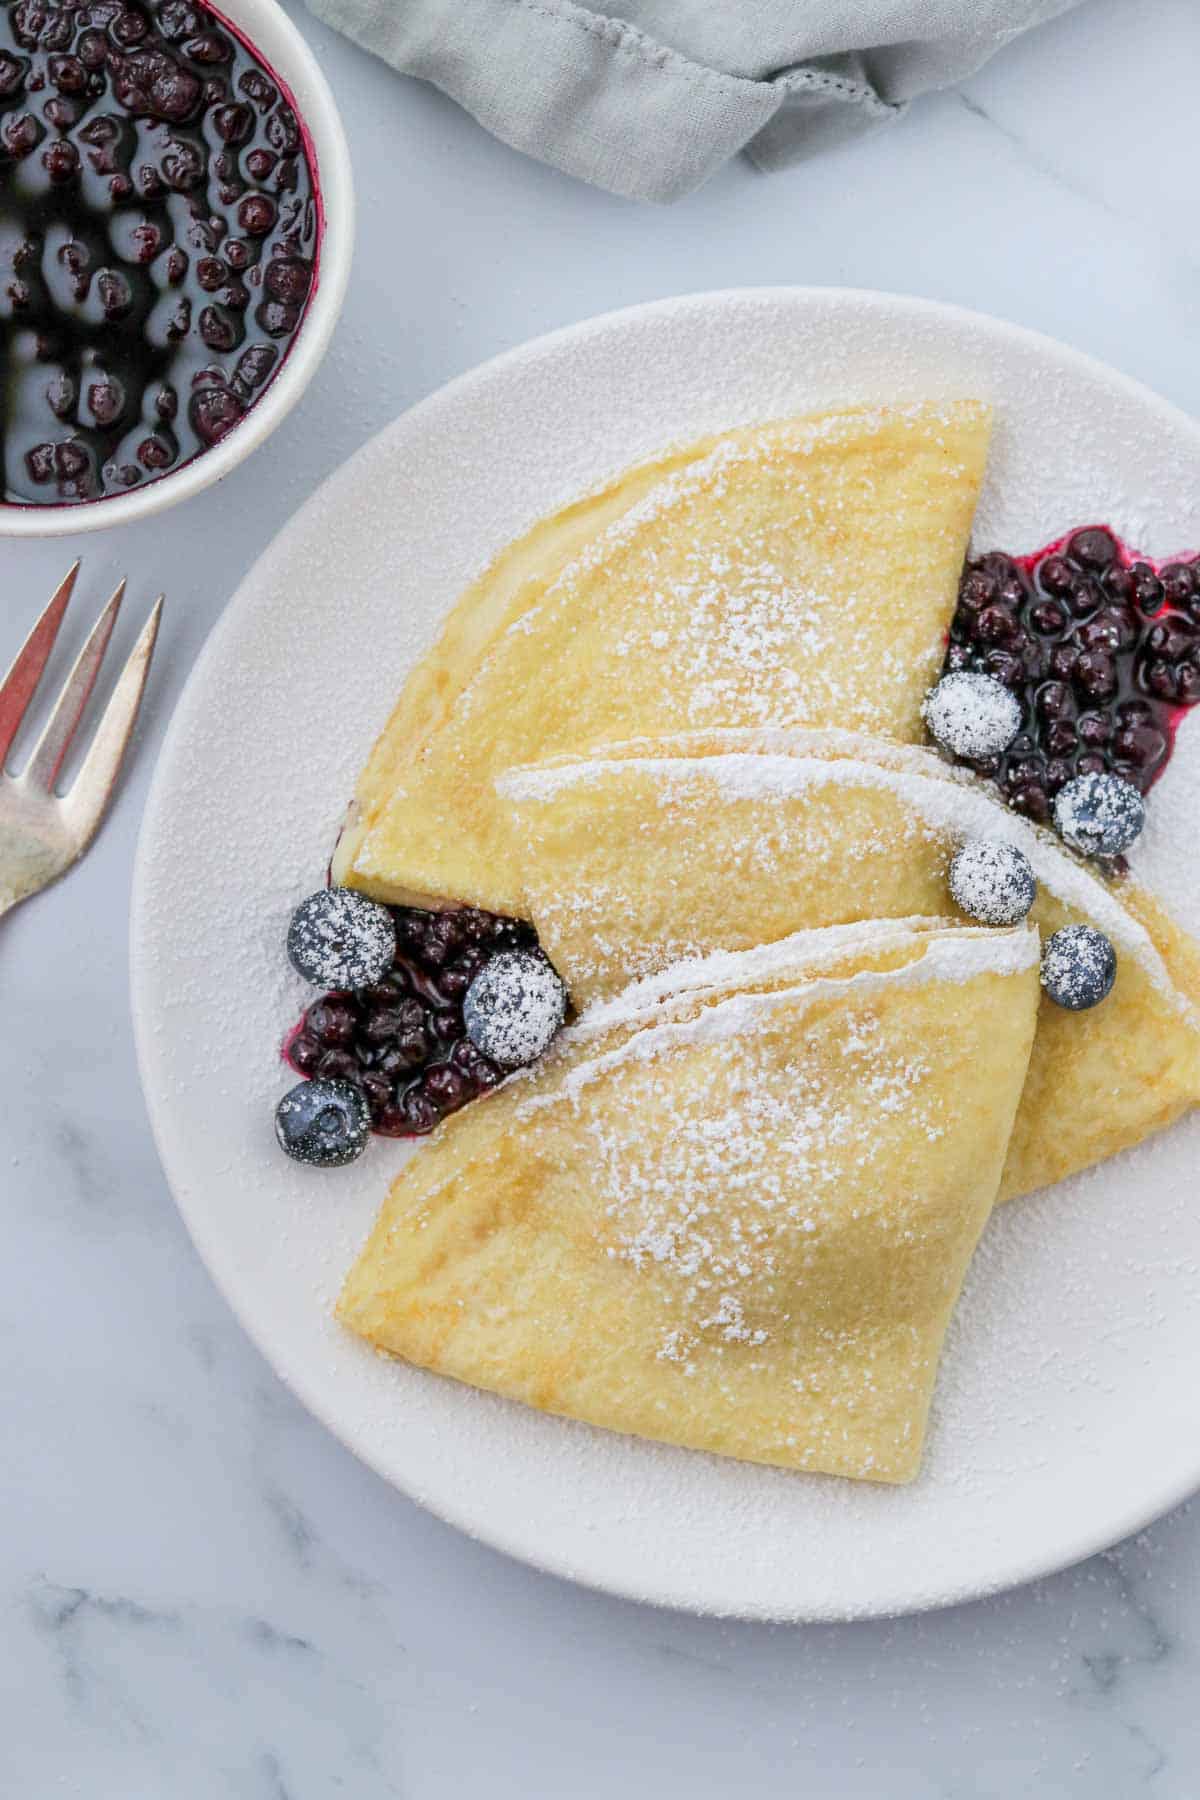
<box><xmin>306</xmin><ymin>0</ymin><xmax>1086</xmax><ymax>202</ymax></box>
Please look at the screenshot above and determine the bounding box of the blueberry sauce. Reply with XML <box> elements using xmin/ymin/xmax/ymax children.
<box><xmin>283</xmin><ymin>905</ymin><xmax>542</xmax><ymax>1138</ymax></box>
<box><xmin>943</xmin><ymin>526</ymin><xmax>1200</xmax><ymax>823</ymax></box>
<box><xmin>0</xmin><ymin>0</ymin><xmax>319</xmax><ymax>504</ymax></box>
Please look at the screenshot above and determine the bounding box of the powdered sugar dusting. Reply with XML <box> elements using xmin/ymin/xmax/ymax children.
<box><xmin>520</xmin><ymin>926</ymin><xmax>1038</xmax><ymax>1115</ymax></box>
<box><xmin>921</xmin><ymin>670</ymin><xmax>1021</xmax><ymax>760</ymax></box>
<box><xmin>577</xmin><ymin>915</ymin><xmax>958</xmax><ymax>1035</ymax></box>
<box><xmin>1053</xmin><ymin>771</ymin><xmax>1145</xmax><ymax>859</ymax></box>
<box><xmin>948</xmin><ymin>840</ymin><xmax>1037</xmax><ymax>927</ymax></box>
<box><xmin>499</xmin><ymin>734</ymin><xmax>1191</xmax><ymax>1016</ymax></box>
<box><xmin>451</xmin><ymin>401</ymin><xmax>985</xmax><ymax>745</ymax></box>
<box><xmin>587</xmin><ymin>1013</ymin><xmax>938</xmax><ymax>1373</ymax></box>
<box><xmin>131</xmin><ymin>289</ymin><xmax>1200</xmax><ymax>1622</ymax></box>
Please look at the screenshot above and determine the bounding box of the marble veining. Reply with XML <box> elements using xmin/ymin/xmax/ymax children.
<box><xmin>5</xmin><ymin>0</ymin><xmax>1200</xmax><ymax>1791</ymax></box>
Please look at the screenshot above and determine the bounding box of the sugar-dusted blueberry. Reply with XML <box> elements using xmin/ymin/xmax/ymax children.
<box><xmin>922</xmin><ymin>670</ymin><xmax>1022</xmax><ymax>762</ymax></box>
<box><xmin>464</xmin><ymin>950</ymin><xmax>567</xmax><ymax>1069</ymax></box>
<box><xmin>287</xmin><ymin>887</ymin><xmax>397</xmax><ymax>991</ymax></box>
<box><xmin>275</xmin><ymin>1077</ymin><xmax>370</xmax><ymax>1167</ymax></box>
<box><xmin>1041</xmin><ymin>926</ymin><xmax>1117</xmax><ymax>1011</ymax></box>
<box><xmin>948</xmin><ymin>840</ymin><xmax>1037</xmax><ymax>927</ymax></box>
<box><xmin>1053</xmin><ymin>771</ymin><xmax>1145</xmax><ymax>858</ymax></box>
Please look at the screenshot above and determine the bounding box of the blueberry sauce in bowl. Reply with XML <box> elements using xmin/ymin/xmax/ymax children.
<box><xmin>0</xmin><ymin>0</ymin><xmax>348</xmax><ymax>523</ymax></box>
<box><xmin>942</xmin><ymin>526</ymin><xmax>1200</xmax><ymax>823</ymax></box>
<box><xmin>283</xmin><ymin>905</ymin><xmax>545</xmax><ymax>1139</ymax></box>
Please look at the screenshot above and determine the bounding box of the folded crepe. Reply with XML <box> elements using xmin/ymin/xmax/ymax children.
<box><xmin>339</xmin><ymin>920</ymin><xmax>1040</xmax><ymax>1484</ymax></box>
<box><xmin>332</xmin><ymin>399</ymin><xmax>992</xmax><ymax>915</ymax></box>
<box><xmin>495</xmin><ymin>728</ymin><xmax>1200</xmax><ymax>1201</ymax></box>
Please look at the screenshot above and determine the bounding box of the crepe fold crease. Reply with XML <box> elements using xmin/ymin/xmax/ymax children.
<box><xmin>494</xmin><ymin>728</ymin><xmax>1200</xmax><ymax>1201</ymax></box>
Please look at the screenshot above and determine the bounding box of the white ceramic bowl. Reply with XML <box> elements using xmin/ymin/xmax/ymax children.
<box><xmin>0</xmin><ymin>0</ymin><xmax>353</xmax><ymax>538</ymax></box>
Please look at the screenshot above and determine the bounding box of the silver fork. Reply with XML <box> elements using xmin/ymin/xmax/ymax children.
<box><xmin>0</xmin><ymin>563</ymin><xmax>162</xmax><ymax>917</ymax></box>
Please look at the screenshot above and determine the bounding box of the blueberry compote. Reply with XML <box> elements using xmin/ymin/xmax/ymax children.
<box><xmin>944</xmin><ymin>526</ymin><xmax>1200</xmax><ymax>823</ymax></box>
<box><xmin>0</xmin><ymin>0</ymin><xmax>317</xmax><ymax>504</ymax></box>
<box><xmin>284</xmin><ymin>905</ymin><xmax>540</xmax><ymax>1139</ymax></box>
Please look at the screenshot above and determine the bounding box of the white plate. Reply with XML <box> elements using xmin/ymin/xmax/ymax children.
<box><xmin>131</xmin><ymin>289</ymin><xmax>1200</xmax><ymax>1622</ymax></box>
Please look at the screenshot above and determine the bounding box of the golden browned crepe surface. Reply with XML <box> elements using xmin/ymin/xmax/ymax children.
<box><xmin>333</xmin><ymin>400</ymin><xmax>992</xmax><ymax>914</ymax></box>
<box><xmin>331</xmin><ymin>394</ymin><xmax>1200</xmax><ymax>1486</ymax></box>
<box><xmin>339</xmin><ymin>924</ymin><xmax>1040</xmax><ymax>1484</ymax></box>
<box><xmin>494</xmin><ymin>729</ymin><xmax>1200</xmax><ymax>1199</ymax></box>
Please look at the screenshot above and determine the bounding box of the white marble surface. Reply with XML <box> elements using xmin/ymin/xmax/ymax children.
<box><xmin>5</xmin><ymin>0</ymin><xmax>1200</xmax><ymax>1790</ymax></box>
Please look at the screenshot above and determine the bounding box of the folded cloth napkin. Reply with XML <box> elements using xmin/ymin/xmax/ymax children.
<box><xmin>307</xmin><ymin>0</ymin><xmax>1086</xmax><ymax>202</ymax></box>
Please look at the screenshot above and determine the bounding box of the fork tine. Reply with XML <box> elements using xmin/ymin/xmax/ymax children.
<box><xmin>0</xmin><ymin>561</ymin><xmax>80</xmax><ymax>766</ymax></box>
<box><xmin>61</xmin><ymin>596</ymin><xmax>163</xmax><ymax>849</ymax></box>
<box><xmin>24</xmin><ymin>579</ymin><xmax>126</xmax><ymax>792</ymax></box>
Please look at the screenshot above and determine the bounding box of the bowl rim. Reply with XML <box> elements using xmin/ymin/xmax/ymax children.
<box><xmin>0</xmin><ymin>0</ymin><xmax>354</xmax><ymax>538</ymax></box>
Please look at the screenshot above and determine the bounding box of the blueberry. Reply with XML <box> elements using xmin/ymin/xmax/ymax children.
<box><xmin>1068</xmin><ymin>528</ymin><xmax>1118</xmax><ymax>571</ymax></box>
<box><xmin>275</xmin><ymin>1078</ymin><xmax>370</xmax><ymax>1166</ymax></box>
<box><xmin>1030</xmin><ymin>601</ymin><xmax>1067</xmax><ymax>635</ymax></box>
<box><xmin>948</xmin><ymin>840</ymin><xmax>1037</xmax><ymax>926</ymax></box>
<box><xmin>287</xmin><ymin>888</ymin><xmax>396</xmax><ymax>990</ymax></box>
<box><xmin>306</xmin><ymin>995</ymin><xmax>356</xmax><ymax>1046</ymax></box>
<box><xmin>921</xmin><ymin>671</ymin><xmax>1022</xmax><ymax>761</ymax></box>
<box><xmin>189</xmin><ymin>383</ymin><xmax>245</xmax><ymax>446</ymax></box>
<box><xmin>1052</xmin><ymin>772</ymin><xmax>1145</xmax><ymax>858</ymax></box>
<box><xmin>463</xmin><ymin>950</ymin><xmax>566</xmax><ymax>1069</ymax></box>
<box><xmin>1040</xmin><ymin>926</ymin><xmax>1117</xmax><ymax>1011</ymax></box>
<box><xmin>975</xmin><ymin>605</ymin><xmax>1020</xmax><ymax>646</ymax></box>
